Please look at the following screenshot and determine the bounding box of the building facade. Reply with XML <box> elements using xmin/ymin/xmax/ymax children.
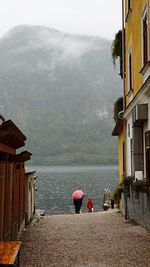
<box><xmin>123</xmin><ymin>0</ymin><xmax>150</xmax><ymax>181</ymax></box>
<box><xmin>0</xmin><ymin>119</ymin><xmax>32</xmax><ymax>241</ymax></box>
<box><xmin>113</xmin><ymin>0</ymin><xmax>150</xmax><ymax>229</ymax></box>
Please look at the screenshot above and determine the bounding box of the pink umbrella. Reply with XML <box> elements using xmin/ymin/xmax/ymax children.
<box><xmin>72</xmin><ymin>190</ymin><xmax>84</xmax><ymax>200</ymax></box>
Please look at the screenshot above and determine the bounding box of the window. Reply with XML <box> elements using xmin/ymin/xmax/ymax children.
<box><xmin>128</xmin><ymin>50</ymin><xmax>132</xmax><ymax>93</ymax></box>
<box><xmin>130</xmin><ymin>139</ymin><xmax>134</xmax><ymax>176</ymax></box>
<box><xmin>145</xmin><ymin>131</ymin><xmax>150</xmax><ymax>183</ymax></box>
<box><xmin>125</xmin><ymin>0</ymin><xmax>132</xmax><ymax>22</ymax></box>
<box><xmin>133</xmin><ymin>123</ymin><xmax>143</xmax><ymax>173</ymax></box>
<box><xmin>142</xmin><ymin>12</ymin><xmax>148</xmax><ymax>66</ymax></box>
<box><xmin>128</xmin><ymin>0</ymin><xmax>131</xmax><ymax>11</ymax></box>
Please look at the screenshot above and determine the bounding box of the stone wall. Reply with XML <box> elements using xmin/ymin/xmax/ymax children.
<box><xmin>126</xmin><ymin>189</ymin><xmax>150</xmax><ymax>231</ymax></box>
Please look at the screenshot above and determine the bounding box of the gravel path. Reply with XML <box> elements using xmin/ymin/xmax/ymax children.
<box><xmin>20</xmin><ymin>210</ymin><xmax>150</xmax><ymax>267</ymax></box>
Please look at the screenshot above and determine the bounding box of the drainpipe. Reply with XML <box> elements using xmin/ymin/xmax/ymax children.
<box><xmin>122</xmin><ymin>0</ymin><xmax>126</xmax><ymax>110</ymax></box>
<box><xmin>122</xmin><ymin>0</ymin><xmax>128</xmax><ymax>220</ymax></box>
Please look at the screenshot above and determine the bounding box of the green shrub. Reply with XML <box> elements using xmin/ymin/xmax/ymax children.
<box><xmin>122</xmin><ymin>175</ymin><xmax>134</xmax><ymax>186</ymax></box>
<box><xmin>132</xmin><ymin>180</ymin><xmax>144</xmax><ymax>192</ymax></box>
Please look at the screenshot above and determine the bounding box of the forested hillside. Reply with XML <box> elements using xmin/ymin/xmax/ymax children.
<box><xmin>0</xmin><ymin>25</ymin><xmax>122</xmax><ymax>165</ymax></box>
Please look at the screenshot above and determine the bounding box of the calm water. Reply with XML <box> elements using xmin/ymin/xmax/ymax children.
<box><xmin>26</xmin><ymin>165</ymin><xmax>118</xmax><ymax>214</ymax></box>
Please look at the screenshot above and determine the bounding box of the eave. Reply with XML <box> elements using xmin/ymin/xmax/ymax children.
<box><xmin>112</xmin><ymin>119</ymin><xmax>123</xmax><ymax>136</ymax></box>
<box><xmin>10</xmin><ymin>151</ymin><xmax>32</xmax><ymax>162</ymax></box>
<box><xmin>0</xmin><ymin>120</ymin><xmax>26</xmax><ymax>149</ymax></box>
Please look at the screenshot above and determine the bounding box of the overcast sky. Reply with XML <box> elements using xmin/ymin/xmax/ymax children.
<box><xmin>0</xmin><ymin>0</ymin><xmax>122</xmax><ymax>40</ymax></box>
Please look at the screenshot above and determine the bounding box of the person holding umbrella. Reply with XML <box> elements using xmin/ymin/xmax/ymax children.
<box><xmin>72</xmin><ymin>190</ymin><xmax>85</xmax><ymax>214</ymax></box>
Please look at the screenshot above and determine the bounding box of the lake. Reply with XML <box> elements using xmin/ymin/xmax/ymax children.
<box><xmin>25</xmin><ymin>165</ymin><xmax>118</xmax><ymax>214</ymax></box>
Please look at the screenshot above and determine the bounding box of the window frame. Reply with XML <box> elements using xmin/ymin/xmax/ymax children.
<box><xmin>145</xmin><ymin>131</ymin><xmax>150</xmax><ymax>183</ymax></box>
<box><xmin>127</xmin><ymin>48</ymin><xmax>133</xmax><ymax>95</ymax></box>
<box><xmin>142</xmin><ymin>8</ymin><xmax>148</xmax><ymax>67</ymax></box>
<box><xmin>128</xmin><ymin>0</ymin><xmax>131</xmax><ymax>11</ymax></box>
<box><xmin>125</xmin><ymin>0</ymin><xmax>132</xmax><ymax>22</ymax></box>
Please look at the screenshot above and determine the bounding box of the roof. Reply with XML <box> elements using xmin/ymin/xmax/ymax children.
<box><xmin>112</xmin><ymin>119</ymin><xmax>123</xmax><ymax>136</ymax></box>
<box><xmin>0</xmin><ymin>120</ymin><xmax>26</xmax><ymax>149</ymax></box>
<box><xmin>10</xmin><ymin>151</ymin><xmax>32</xmax><ymax>162</ymax></box>
<box><xmin>25</xmin><ymin>171</ymin><xmax>36</xmax><ymax>175</ymax></box>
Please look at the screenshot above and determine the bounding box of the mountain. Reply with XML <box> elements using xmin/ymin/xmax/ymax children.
<box><xmin>0</xmin><ymin>25</ymin><xmax>122</xmax><ymax>165</ymax></box>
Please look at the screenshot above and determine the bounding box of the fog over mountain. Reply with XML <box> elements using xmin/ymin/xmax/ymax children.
<box><xmin>0</xmin><ymin>25</ymin><xmax>122</xmax><ymax>165</ymax></box>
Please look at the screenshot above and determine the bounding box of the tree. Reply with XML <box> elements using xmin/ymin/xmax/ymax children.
<box><xmin>111</xmin><ymin>30</ymin><xmax>123</xmax><ymax>78</ymax></box>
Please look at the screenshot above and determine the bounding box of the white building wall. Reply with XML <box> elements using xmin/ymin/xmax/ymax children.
<box><xmin>25</xmin><ymin>171</ymin><xmax>36</xmax><ymax>224</ymax></box>
<box><xmin>142</xmin><ymin>96</ymin><xmax>150</xmax><ymax>178</ymax></box>
<box><xmin>126</xmin><ymin>114</ymin><xmax>133</xmax><ymax>176</ymax></box>
<box><xmin>124</xmin><ymin>90</ymin><xmax>149</xmax><ymax>178</ymax></box>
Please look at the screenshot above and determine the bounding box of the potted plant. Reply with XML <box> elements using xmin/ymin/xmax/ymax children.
<box><xmin>120</xmin><ymin>175</ymin><xmax>134</xmax><ymax>197</ymax></box>
<box><xmin>122</xmin><ymin>175</ymin><xmax>134</xmax><ymax>186</ymax></box>
<box><xmin>132</xmin><ymin>180</ymin><xmax>144</xmax><ymax>193</ymax></box>
<box><xmin>111</xmin><ymin>30</ymin><xmax>123</xmax><ymax>78</ymax></box>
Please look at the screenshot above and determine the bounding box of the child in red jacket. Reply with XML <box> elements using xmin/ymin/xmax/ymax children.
<box><xmin>87</xmin><ymin>198</ymin><xmax>93</xmax><ymax>213</ymax></box>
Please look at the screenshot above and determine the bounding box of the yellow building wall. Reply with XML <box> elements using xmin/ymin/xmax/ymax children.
<box><xmin>125</xmin><ymin>0</ymin><xmax>148</xmax><ymax>107</ymax></box>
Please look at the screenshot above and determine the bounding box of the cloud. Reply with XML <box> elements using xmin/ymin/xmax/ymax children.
<box><xmin>0</xmin><ymin>0</ymin><xmax>122</xmax><ymax>39</ymax></box>
<box><xmin>37</xmin><ymin>28</ymin><xmax>101</xmax><ymax>63</ymax></box>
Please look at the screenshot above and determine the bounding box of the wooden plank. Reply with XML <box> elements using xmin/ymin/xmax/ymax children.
<box><xmin>4</xmin><ymin>163</ymin><xmax>13</xmax><ymax>241</ymax></box>
<box><xmin>0</xmin><ymin>163</ymin><xmax>6</xmax><ymax>241</ymax></box>
<box><xmin>0</xmin><ymin>120</ymin><xmax>26</xmax><ymax>149</ymax></box>
<box><xmin>0</xmin><ymin>264</ymin><xmax>17</xmax><ymax>266</ymax></box>
<box><xmin>10</xmin><ymin>151</ymin><xmax>31</xmax><ymax>163</ymax></box>
<box><xmin>11</xmin><ymin>165</ymin><xmax>19</xmax><ymax>240</ymax></box>
<box><xmin>0</xmin><ymin>143</ymin><xmax>16</xmax><ymax>155</ymax></box>
<box><xmin>0</xmin><ymin>241</ymin><xmax>21</xmax><ymax>264</ymax></box>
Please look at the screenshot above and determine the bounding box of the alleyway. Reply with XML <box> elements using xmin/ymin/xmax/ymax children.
<box><xmin>20</xmin><ymin>210</ymin><xmax>150</xmax><ymax>267</ymax></box>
